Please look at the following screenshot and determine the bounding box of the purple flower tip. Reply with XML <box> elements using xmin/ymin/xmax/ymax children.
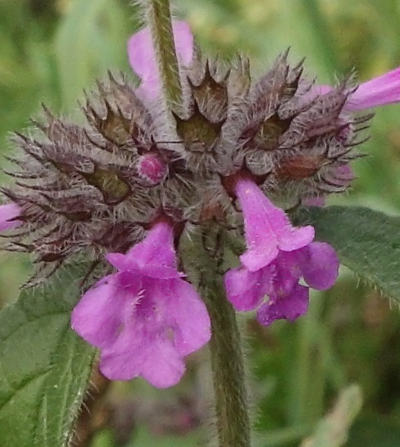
<box><xmin>225</xmin><ymin>178</ymin><xmax>339</xmax><ymax>326</ymax></box>
<box><xmin>127</xmin><ymin>20</ymin><xmax>194</xmax><ymax>102</ymax></box>
<box><xmin>0</xmin><ymin>202</ymin><xmax>22</xmax><ymax>232</ymax></box>
<box><xmin>72</xmin><ymin>221</ymin><xmax>211</xmax><ymax>388</ymax></box>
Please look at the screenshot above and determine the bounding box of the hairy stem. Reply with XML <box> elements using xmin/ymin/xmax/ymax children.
<box><xmin>189</xmin><ymin>228</ymin><xmax>251</xmax><ymax>447</ymax></box>
<box><xmin>144</xmin><ymin>0</ymin><xmax>182</xmax><ymax>108</ymax></box>
<box><xmin>204</xmin><ymin>280</ymin><xmax>251</xmax><ymax>447</ymax></box>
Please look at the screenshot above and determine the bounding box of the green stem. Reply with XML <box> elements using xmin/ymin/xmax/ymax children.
<box><xmin>144</xmin><ymin>0</ymin><xmax>183</xmax><ymax>108</ymax></box>
<box><xmin>191</xmin><ymin>229</ymin><xmax>251</xmax><ymax>447</ymax></box>
<box><xmin>204</xmin><ymin>281</ymin><xmax>251</xmax><ymax>447</ymax></box>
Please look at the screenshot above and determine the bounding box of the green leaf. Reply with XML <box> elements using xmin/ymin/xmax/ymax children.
<box><xmin>0</xmin><ymin>265</ymin><xmax>96</xmax><ymax>447</ymax></box>
<box><xmin>297</xmin><ymin>206</ymin><xmax>400</xmax><ymax>302</ymax></box>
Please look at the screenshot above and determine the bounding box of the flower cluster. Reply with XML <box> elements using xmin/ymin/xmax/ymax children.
<box><xmin>1</xmin><ymin>21</ymin><xmax>399</xmax><ymax>387</ymax></box>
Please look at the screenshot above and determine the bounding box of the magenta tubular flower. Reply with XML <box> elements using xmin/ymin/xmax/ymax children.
<box><xmin>345</xmin><ymin>66</ymin><xmax>400</xmax><ymax>111</ymax></box>
<box><xmin>127</xmin><ymin>20</ymin><xmax>193</xmax><ymax>101</ymax></box>
<box><xmin>71</xmin><ymin>220</ymin><xmax>211</xmax><ymax>388</ymax></box>
<box><xmin>0</xmin><ymin>203</ymin><xmax>22</xmax><ymax>232</ymax></box>
<box><xmin>312</xmin><ymin>66</ymin><xmax>400</xmax><ymax>111</ymax></box>
<box><xmin>224</xmin><ymin>178</ymin><xmax>339</xmax><ymax>326</ymax></box>
<box><xmin>235</xmin><ymin>177</ymin><xmax>315</xmax><ymax>272</ymax></box>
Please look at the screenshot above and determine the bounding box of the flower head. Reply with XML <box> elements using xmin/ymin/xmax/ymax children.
<box><xmin>3</xmin><ymin>32</ymin><xmax>393</xmax><ymax>285</ymax></box>
<box><xmin>224</xmin><ymin>178</ymin><xmax>339</xmax><ymax>325</ymax></box>
<box><xmin>2</xmin><ymin>21</ymin><xmax>395</xmax><ymax>328</ymax></box>
<box><xmin>72</xmin><ymin>220</ymin><xmax>211</xmax><ymax>388</ymax></box>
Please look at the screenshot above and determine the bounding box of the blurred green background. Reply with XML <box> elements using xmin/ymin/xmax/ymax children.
<box><xmin>1</xmin><ymin>0</ymin><xmax>400</xmax><ymax>446</ymax></box>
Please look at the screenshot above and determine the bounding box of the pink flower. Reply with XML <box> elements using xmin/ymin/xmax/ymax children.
<box><xmin>312</xmin><ymin>66</ymin><xmax>400</xmax><ymax>111</ymax></box>
<box><xmin>234</xmin><ymin>177</ymin><xmax>315</xmax><ymax>271</ymax></box>
<box><xmin>224</xmin><ymin>178</ymin><xmax>339</xmax><ymax>326</ymax></box>
<box><xmin>345</xmin><ymin>66</ymin><xmax>400</xmax><ymax>111</ymax></box>
<box><xmin>0</xmin><ymin>203</ymin><xmax>22</xmax><ymax>232</ymax></box>
<box><xmin>71</xmin><ymin>220</ymin><xmax>211</xmax><ymax>388</ymax></box>
<box><xmin>127</xmin><ymin>20</ymin><xmax>194</xmax><ymax>101</ymax></box>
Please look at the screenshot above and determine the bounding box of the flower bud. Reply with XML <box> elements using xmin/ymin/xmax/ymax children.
<box><xmin>137</xmin><ymin>153</ymin><xmax>168</xmax><ymax>185</ymax></box>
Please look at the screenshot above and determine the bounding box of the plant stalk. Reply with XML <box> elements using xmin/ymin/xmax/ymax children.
<box><xmin>144</xmin><ymin>0</ymin><xmax>183</xmax><ymax>108</ymax></box>
<box><xmin>192</xmin><ymin>228</ymin><xmax>251</xmax><ymax>447</ymax></box>
<box><xmin>204</xmin><ymin>280</ymin><xmax>252</xmax><ymax>447</ymax></box>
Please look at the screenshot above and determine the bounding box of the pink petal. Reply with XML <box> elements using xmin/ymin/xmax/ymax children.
<box><xmin>100</xmin><ymin>324</ymin><xmax>185</xmax><ymax>388</ymax></box>
<box><xmin>256</xmin><ymin>284</ymin><xmax>309</xmax><ymax>326</ymax></box>
<box><xmin>272</xmin><ymin>251</ymin><xmax>302</xmax><ymax>296</ymax></box>
<box><xmin>345</xmin><ymin>66</ymin><xmax>400</xmax><ymax>111</ymax></box>
<box><xmin>106</xmin><ymin>221</ymin><xmax>181</xmax><ymax>279</ymax></box>
<box><xmin>151</xmin><ymin>279</ymin><xmax>211</xmax><ymax>357</ymax></box>
<box><xmin>0</xmin><ymin>203</ymin><xmax>22</xmax><ymax>231</ymax></box>
<box><xmin>170</xmin><ymin>21</ymin><xmax>194</xmax><ymax>67</ymax></box>
<box><xmin>235</xmin><ymin>178</ymin><xmax>314</xmax><ymax>271</ymax></box>
<box><xmin>127</xmin><ymin>20</ymin><xmax>194</xmax><ymax>102</ymax></box>
<box><xmin>240</xmin><ymin>246</ymin><xmax>279</xmax><ymax>274</ymax></box>
<box><xmin>138</xmin><ymin>337</ymin><xmax>186</xmax><ymax>388</ymax></box>
<box><xmin>128</xmin><ymin>221</ymin><xmax>175</xmax><ymax>267</ymax></box>
<box><xmin>299</xmin><ymin>242</ymin><xmax>339</xmax><ymax>290</ymax></box>
<box><xmin>71</xmin><ymin>274</ymin><xmax>138</xmax><ymax>349</ymax></box>
<box><xmin>235</xmin><ymin>178</ymin><xmax>280</xmax><ymax>270</ymax></box>
<box><xmin>277</xmin><ymin>226</ymin><xmax>315</xmax><ymax>252</ymax></box>
<box><xmin>224</xmin><ymin>265</ymin><xmax>274</xmax><ymax>311</ymax></box>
